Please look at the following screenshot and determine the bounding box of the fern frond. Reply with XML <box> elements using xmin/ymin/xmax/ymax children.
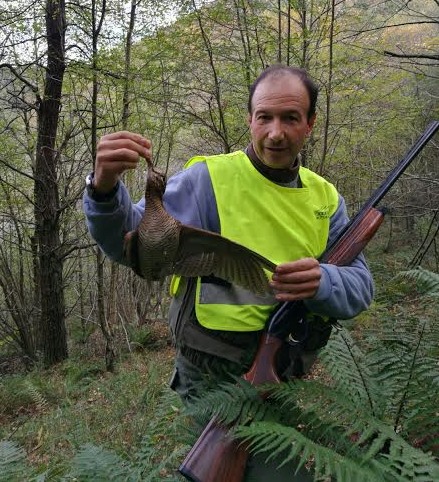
<box><xmin>403</xmin><ymin>389</ymin><xmax>439</xmax><ymax>454</ymax></box>
<box><xmin>383</xmin><ymin>439</ymin><xmax>439</xmax><ymax>481</ymax></box>
<box><xmin>24</xmin><ymin>380</ymin><xmax>49</xmax><ymax>412</ymax></box>
<box><xmin>320</xmin><ymin>328</ymin><xmax>380</xmax><ymax>413</ymax></box>
<box><xmin>66</xmin><ymin>388</ymin><xmax>186</xmax><ymax>482</ymax></box>
<box><xmin>265</xmin><ymin>377</ymin><xmax>439</xmax><ymax>478</ymax></box>
<box><xmin>185</xmin><ymin>377</ymin><xmax>275</xmax><ymax>427</ymax></box>
<box><xmin>236</xmin><ymin>421</ymin><xmax>390</xmax><ymax>482</ymax></box>
<box><xmin>0</xmin><ymin>440</ymin><xmax>29</xmax><ymax>482</ymax></box>
<box><xmin>133</xmin><ymin>388</ymin><xmax>188</xmax><ymax>480</ymax></box>
<box><xmin>398</xmin><ymin>267</ymin><xmax>439</xmax><ymax>297</ymax></box>
<box><xmin>271</xmin><ymin>379</ymin><xmax>368</xmax><ymax>446</ymax></box>
<box><xmin>68</xmin><ymin>443</ymin><xmax>131</xmax><ymax>481</ymax></box>
<box><xmin>366</xmin><ymin>317</ymin><xmax>439</xmax><ymax>437</ymax></box>
<box><xmin>236</xmin><ymin>417</ymin><xmax>439</xmax><ymax>482</ymax></box>
<box><xmin>133</xmin><ymin>445</ymin><xmax>188</xmax><ymax>482</ymax></box>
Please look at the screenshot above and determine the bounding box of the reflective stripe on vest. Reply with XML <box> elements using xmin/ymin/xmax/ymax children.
<box><xmin>174</xmin><ymin>150</ymin><xmax>339</xmax><ymax>331</ymax></box>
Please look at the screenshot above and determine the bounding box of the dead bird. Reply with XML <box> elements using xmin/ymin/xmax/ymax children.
<box><xmin>123</xmin><ymin>163</ymin><xmax>277</xmax><ymax>295</ymax></box>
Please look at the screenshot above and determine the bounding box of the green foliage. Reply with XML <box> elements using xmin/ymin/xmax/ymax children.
<box><xmin>0</xmin><ymin>362</ymin><xmax>185</xmax><ymax>480</ymax></box>
<box><xmin>66</xmin><ymin>389</ymin><xmax>187</xmax><ymax>481</ymax></box>
<box><xmin>23</xmin><ymin>380</ymin><xmax>50</xmax><ymax>413</ymax></box>
<box><xmin>185</xmin><ymin>318</ymin><xmax>439</xmax><ymax>481</ymax></box>
<box><xmin>398</xmin><ymin>267</ymin><xmax>439</xmax><ymax>297</ymax></box>
<box><xmin>128</xmin><ymin>325</ymin><xmax>165</xmax><ymax>351</ymax></box>
<box><xmin>185</xmin><ymin>376</ymin><xmax>273</xmax><ymax>427</ymax></box>
<box><xmin>67</xmin><ymin>444</ymin><xmax>131</xmax><ymax>481</ymax></box>
<box><xmin>0</xmin><ymin>372</ymin><xmax>59</xmax><ymax>419</ymax></box>
<box><xmin>0</xmin><ymin>440</ymin><xmax>29</xmax><ymax>482</ymax></box>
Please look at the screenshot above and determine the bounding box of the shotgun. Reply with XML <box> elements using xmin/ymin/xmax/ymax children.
<box><xmin>179</xmin><ymin>121</ymin><xmax>439</xmax><ymax>482</ymax></box>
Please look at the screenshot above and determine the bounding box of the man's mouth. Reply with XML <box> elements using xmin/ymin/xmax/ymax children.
<box><xmin>266</xmin><ymin>146</ymin><xmax>287</xmax><ymax>152</ymax></box>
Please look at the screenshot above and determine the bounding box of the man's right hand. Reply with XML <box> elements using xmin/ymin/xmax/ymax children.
<box><xmin>93</xmin><ymin>131</ymin><xmax>152</xmax><ymax>194</ymax></box>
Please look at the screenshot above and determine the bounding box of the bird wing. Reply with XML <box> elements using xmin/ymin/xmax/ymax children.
<box><xmin>170</xmin><ymin>225</ymin><xmax>277</xmax><ymax>295</ymax></box>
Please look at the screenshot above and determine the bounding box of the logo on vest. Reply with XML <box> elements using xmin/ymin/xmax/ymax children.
<box><xmin>314</xmin><ymin>205</ymin><xmax>331</xmax><ymax>219</ymax></box>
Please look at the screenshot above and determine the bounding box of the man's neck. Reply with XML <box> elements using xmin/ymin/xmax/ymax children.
<box><xmin>245</xmin><ymin>143</ymin><xmax>300</xmax><ymax>185</ymax></box>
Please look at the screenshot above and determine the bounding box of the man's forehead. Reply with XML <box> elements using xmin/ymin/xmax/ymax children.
<box><xmin>252</xmin><ymin>74</ymin><xmax>310</xmax><ymax>111</ymax></box>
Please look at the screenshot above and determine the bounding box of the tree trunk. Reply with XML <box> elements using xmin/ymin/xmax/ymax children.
<box><xmin>277</xmin><ymin>0</ymin><xmax>282</xmax><ymax>63</ymax></box>
<box><xmin>34</xmin><ymin>0</ymin><xmax>67</xmax><ymax>366</ymax></box>
<box><xmin>90</xmin><ymin>0</ymin><xmax>115</xmax><ymax>371</ymax></box>
<box><xmin>318</xmin><ymin>0</ymin><xmax>336</xmax><ymax>175</ymax></box>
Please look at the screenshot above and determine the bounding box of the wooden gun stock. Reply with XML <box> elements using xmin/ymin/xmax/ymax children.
<box><xmin>179</xmin><ymin>122</ymin><xmax>439</xmax><ymax>482</ymax></box>
<box><xmin>179</xmin><ymin>417</ymin><xmax>249</xmax><ymax>482</ymax></box>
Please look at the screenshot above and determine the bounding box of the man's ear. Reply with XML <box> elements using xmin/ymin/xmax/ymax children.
<box><xmin>247</xmin><ymin>113</ymin><xmax>252</xmax><ymax>126</ymax></box>
<box><xmin>307</xmin><ymin>114</ymin><xmax>316</xmax><ymax>136</ymax></box>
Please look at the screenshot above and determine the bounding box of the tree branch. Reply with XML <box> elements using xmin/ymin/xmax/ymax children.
<box><xmin>384</xmin><ymin>51</ymin><xmax>439</xmax><ymax>61</ymax></box>
<box><xmin>0</xmin><ymin>63</ymin><xmax>41</xmax><ymax>101</ymax></box>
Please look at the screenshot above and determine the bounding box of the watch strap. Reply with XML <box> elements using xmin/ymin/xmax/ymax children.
<box><xmin>86</xmin><ymin>172</ymin><xmax>119</xmax><ymax>202</ymax></box>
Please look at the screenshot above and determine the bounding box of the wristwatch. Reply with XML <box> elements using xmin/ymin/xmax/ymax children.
<box><xmin>85</xmin><ymin>172</ymin><xmax>118</xmax><ymax>202</ymax></box>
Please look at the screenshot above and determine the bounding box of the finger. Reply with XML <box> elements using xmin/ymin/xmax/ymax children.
<box><xmin>275</xmin><ymin>258</ymin><xmax>319</xmax><ymax>274</ymax></box>
<box><xmin>101</xmin><ymin>131</ymin><xmax>151</xmax><ymax>148</ymax></box>
<box><xmin>270</xmin><ymin>278</ymin><xmax>319</xmax><ymax>293</ymax></box>
<box><xmin>273</xmin><ymin>280</ymin><xmax>320</xmax><ymax>300</ymax></box>
<box><xmin>98</xmin><ymin>140</ymin><xmax>151</xmax><ymax>163</ymax></box>
<box><xmin>271</xmin><ymin>268</ymin><xmax>320</xmax><ymax>284</ymax></box>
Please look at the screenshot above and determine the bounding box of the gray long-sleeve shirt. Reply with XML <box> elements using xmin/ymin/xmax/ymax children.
<box><xmin>83</xmin><ymin>160</ymin><xmax>374</xmax><ymax>321</ymax></box>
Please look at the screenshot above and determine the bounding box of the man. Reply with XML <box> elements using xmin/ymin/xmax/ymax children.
<box><xmin>84</xmin><ymin>64</ymin><xmax>374</xmax><ymax>480</ymax></box>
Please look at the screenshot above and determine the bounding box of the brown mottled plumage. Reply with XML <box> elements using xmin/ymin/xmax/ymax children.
<box><xmin>123</xmin><ymin>163</ymin><xmax>276</xmax><ymax>295</ymax></box>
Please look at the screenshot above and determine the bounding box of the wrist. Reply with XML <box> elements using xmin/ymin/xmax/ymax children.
<box><xmin>86</xmin><ymin>172</ymin><xmax>119</xmax><ymax>201</ymax></box>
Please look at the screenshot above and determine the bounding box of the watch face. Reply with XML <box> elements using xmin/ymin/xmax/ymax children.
<box><xmin>85</xmin><ymin>174</ymin><xmax>95</xmax><ymax>197</ymax></box>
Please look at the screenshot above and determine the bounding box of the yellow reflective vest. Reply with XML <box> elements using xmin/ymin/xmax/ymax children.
<box><xmin>172</xmin><ymin>150</ymin><xmax>339</xmax><ymax>332</ymax></box>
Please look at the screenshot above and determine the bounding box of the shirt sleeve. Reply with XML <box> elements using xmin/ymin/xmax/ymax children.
<box><xmin>304</xmin><ymin>194</ymin><xmax>374</xmax><ymax>319</ymax></box>
<box><xmin>82</xmin><ymin>163</ymin><xmax>218</xmax><ymax>265</ymax></box>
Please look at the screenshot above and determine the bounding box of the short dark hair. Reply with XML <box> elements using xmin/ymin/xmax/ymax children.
<box><xmin>248</xmin><ymin>64</ymin><xmax>319</xmax><ymax>120</ymax></box>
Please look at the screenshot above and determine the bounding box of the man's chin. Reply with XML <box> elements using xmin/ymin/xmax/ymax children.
<box><xmin>262</xmin><ymin>155</ymin><xmax>292</xmax><ymax>169</ymax></box>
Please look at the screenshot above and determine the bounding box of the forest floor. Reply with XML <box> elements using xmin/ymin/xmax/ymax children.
<box><xmin>0</xmin><ymin>321</ymin><xmax>180</xmax><ymax>477</ymax></box>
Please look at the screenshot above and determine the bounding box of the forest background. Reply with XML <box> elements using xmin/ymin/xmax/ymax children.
<box><xmin>0</xmin><ymin>0</ymin><xmax>438</xmax><ymax>480</ymax></box>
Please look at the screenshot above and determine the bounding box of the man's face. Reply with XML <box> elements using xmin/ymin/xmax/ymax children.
<box><xmin>248</xmin><ymin>74</ymin><xmax>316</xmax><ymax>169</ymax></box>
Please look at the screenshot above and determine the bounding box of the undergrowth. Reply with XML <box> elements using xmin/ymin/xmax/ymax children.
<box><xmin>0</xmin><ymin>254</ymin><xmax>437</xmax><ymax>480</ymax></box>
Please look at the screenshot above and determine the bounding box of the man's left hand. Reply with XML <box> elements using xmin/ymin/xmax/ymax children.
<box><xmin>270</xmin><ymin>258</ymin><xmax>321</xmax><ymax>301</ymax></box>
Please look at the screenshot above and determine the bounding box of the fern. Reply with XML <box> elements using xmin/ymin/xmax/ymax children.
<box><xmin>24</xmin><ymin>379</ymin><xmax>49</xmax><ymax>413</ymax></box>
<box><xmin>0</xmin><ymin>440</ymin><xmax>29</xmax><ymax>482</ymax></box>
<box><xmin>66</xmin><ymin>388</ymin><xmax>187</xmax><ymax>481</ymax></box>
<box><xmin>264</xmin><ymin>379</ymin><xmax>439</xmax><ymax>481</ymax></box>
<box><xmin>364</xmin><ymin>316</ymin><xmax>439</xmax><ymax>455</ymax></box>
<box><xmin>131</xmin><ymin>389</ymin><xmax>188</xmax><ymax>481</ymax></box>
<box><xmin>320</xmin><ymin>328</ymin><xmax>381</xmax><ymax>415</ymax></box>
<box><xmin>183</xmin><ymin>315</ymin><xmax>439</xmax><ymax>482</ymax></box>
<box><xmin>398</xmin><ymin>267</ymin><xmax>439</xmax><ymax>297</ymax></box>
<box><xmin>185</xmin><ymin>377</ymin><xmax>275</xmax><ymax>427</ymax></box>
<box><xmin>236</xmin><ymin>421</ymin><xmax>396</xmax><ymax>482</ymax></box>
<box><xmin>68</xmin><ymin>444</ymin><xmax>131</xmax><ymax>481</ymax></box>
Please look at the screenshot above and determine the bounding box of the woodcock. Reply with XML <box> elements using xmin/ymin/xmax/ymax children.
<box><xmin>123</xmin><ymin>162</ymin><xmax>277</xmax><ymax>295</ymax></box>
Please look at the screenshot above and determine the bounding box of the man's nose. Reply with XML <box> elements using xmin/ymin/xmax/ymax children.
<box><xmin>268</xmin><ymin>119</ymin><xmax>285</xmax><ymax>141</ymax></box>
